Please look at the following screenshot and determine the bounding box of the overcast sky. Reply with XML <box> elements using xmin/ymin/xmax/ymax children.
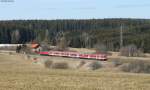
<box><xmin>0</xmin><ymin>0</ymin><xmax>150</xmax><ymax>20</ymax></box>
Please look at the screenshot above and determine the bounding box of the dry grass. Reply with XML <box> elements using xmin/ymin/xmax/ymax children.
<box><xmin>69</xmin><ymin>47</ymin><xmax>95</xmax><ymax>53</ymax></box>
<box><xmin>0</xmin><ymin>54</ymin><xmax>150</xmax><ymax>90</ymax></box>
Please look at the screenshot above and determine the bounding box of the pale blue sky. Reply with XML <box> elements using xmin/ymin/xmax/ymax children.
<box><xmin>0</xmin><ymin>0</ymin><xmax>150</xmax><ymax>20</ymax></box>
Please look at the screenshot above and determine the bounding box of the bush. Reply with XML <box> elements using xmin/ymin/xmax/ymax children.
<box><xmin>119</xmin><ymin>60</ymin><xmax>150</xmax><ymax>73</ymax></box>
<box><xmin>51</xmin><ymin>62</ymin><xmax>69</xmax><ymax>69</ymax></box>
<box><xmin>112</xmin><ymin>60</ymin><xmax>123</xmax><ymax>67</ymax></box>
<box><xmin>44</xmin><ymin>60</ymin><xmax>53</xmax><ymax>68</ymax></box>
<box><xmin>120</xmin><ymin>44</ymin><xmax>144</xmax><ymax>57</ymax></box>
<box><xmin>88</xmin><ymin>61</ymin><xmax>102</xmax><ymax>70</ymax></box>
<box><xmin>77</xmin><ymin>61</ymin><xmax>86</xmax><ymax>68</ymax></box>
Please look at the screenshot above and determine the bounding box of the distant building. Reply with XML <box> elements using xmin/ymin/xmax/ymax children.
<box><xmin>31</xmin><ymin>43</ymin><xmax>42</xmax><ymax>52</ymax></box>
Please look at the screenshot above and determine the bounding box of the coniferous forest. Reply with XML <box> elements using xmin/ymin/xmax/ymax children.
<box><xmin>0</xmin><ymin>19</ymin><xmax>150</xmax><ymax>52</ymax></box>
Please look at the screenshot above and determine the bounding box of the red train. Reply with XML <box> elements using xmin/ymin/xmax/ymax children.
<box><xmin>38</xmin><ymin>51</ymin><xmax>107</xmax><ymax>61</ymax></box>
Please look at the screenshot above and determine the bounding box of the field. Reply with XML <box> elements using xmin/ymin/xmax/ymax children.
<box><xmin>0</xmin><ymin>53</ymin><xmax>150</xmax><ymax>90</ymax></box>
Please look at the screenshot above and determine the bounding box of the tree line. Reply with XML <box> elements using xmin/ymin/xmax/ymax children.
<box><xmin>0</xmin><ymin>19</ymin><xmax>150</xmax><ymax>52</ymax></box>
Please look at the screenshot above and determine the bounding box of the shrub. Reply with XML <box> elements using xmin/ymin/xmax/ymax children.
<box><xmin>51</xmin><ymin>62</ymin><xmax>69</xmax><ymax>69</ymax></box>
<box><xmin>88</xmin><ymin>61</ymin><xmax>102</xmax><ymax>70</ymax></box>
<box><xmin>120</xmin><ymin>44</ymin><xmax>144</xmax><ymax>57</ymax></box>
<box><xmin>119</xmin><ymin>60</ymin><xmax>150</xmax><ymax>73</ymax></box>
<box><xmin>77</xmin><ymin>61</ymin><xmax>86</xmax><ymax>68</ymax></box>
<box><xmin>44</xmin><ymin>60</ymin><xmax>53</xmax><ymax>68</ymax></box>
<box><xmin>112</xmin><ymin>60</ymin><xmax>123</xmax><ymax>67</ymax></box>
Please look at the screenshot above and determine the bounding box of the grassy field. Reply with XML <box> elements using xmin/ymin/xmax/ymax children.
<box><xmin>0</xmin><ymin>53</ymin><xmax>150</xmax><ymax>90</ymax></box>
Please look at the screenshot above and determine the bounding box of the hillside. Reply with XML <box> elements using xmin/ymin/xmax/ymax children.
<box><xmin>0</xmin><ymin>53</ymin><xmax>150</xmax><ymax>90</ymax></box>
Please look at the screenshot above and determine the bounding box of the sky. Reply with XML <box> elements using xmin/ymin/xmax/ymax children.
<box><xmin>0</xmin><ymin>0</ymin><xmax>150</xmax><ymax>20</ymax></box>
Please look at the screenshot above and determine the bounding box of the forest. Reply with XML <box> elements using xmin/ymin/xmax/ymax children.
<box><xmin>0</xmin><ymin>19</ymin><xmax>150</xmax><ymax>52</ymax></box>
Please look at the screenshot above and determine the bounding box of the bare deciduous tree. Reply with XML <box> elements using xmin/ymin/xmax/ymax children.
<box><xmin>120</xmin><ymin>44</ymin><xmax>144</xmax><ymax>57</ymax></box>
<box><xmin>94</xmin><ymin>43</ymin><xmax>107</xmax><ymax>54</ymax></box>
<box><xmin>11</xmin><ymin>30</ymin><xmax>20</xmax><ymax>43</ymax></box>
<box><xmin>55</xmin><ymin>31</ymin><xmax>70</xmax><ymax>51</ymax></box>
<box><xmin>80</xmin><ymin>32</ymin><xmax>92</xmax><ymax>48</ymax></box>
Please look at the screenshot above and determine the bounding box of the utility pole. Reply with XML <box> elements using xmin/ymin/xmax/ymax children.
<box><xmin>120</xmin><ymin>24</ymin><xmax>123</xmax><ymax>49</ymax></box>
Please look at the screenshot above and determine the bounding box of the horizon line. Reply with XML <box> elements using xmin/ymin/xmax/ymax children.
<box><xmin>0</xmin><ymin>18</ymin><xmax>150</xmax><ymax>21</ymax></box>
